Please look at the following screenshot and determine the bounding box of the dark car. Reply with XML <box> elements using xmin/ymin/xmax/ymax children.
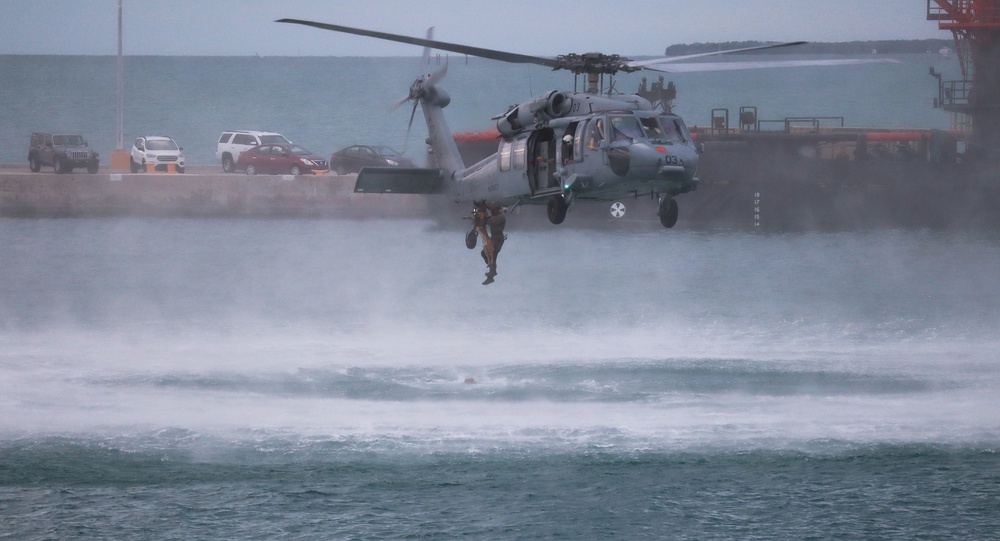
<box><xmin>328</xmin><ymin>145</ymin><xmax>415</xmax><ymax>175</ymax></box>
<box><xmin>29</xmin><ymin>132</ymin><xmax>100</xmax><ymax>174</ymax></box>
<box><xmin>235</xmin><ymin>143</ymin><xmax>328</xmax><ymax>176</ymax></box>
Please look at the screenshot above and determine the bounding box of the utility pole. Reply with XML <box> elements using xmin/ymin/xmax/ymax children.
<box><xmin>116</xmin><ymin>0</ymin><xmax>123</xmax><ymax>149</ymax></box>
<box><xmin>110</xmin><ymin>0</ymin><xmax>129</xmax><ymax>170</ymax></box>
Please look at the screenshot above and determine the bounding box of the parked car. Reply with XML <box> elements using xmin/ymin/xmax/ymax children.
<box><xmin>235</xmin><ymin>143</ymin><xmax>328</xmax><ymax>176</ymax></box>
<box><xmin>130</xmin><ymin>136</ymin><xmax>185</xmax><ymax>173</ymax></box>
<box><xmin>28</xmin><ymin>132</ymin><xmax>99</xmax><ymax>174</ymax></box>
<box><xmin>328</xmin><ymin>145</ymin><xmax>415</xmax><ymax>175</ymax></box>
<box><xmin>216</xmin><ymin>130</ymin><xmax>291</xmax><ymax>173</ymax></box>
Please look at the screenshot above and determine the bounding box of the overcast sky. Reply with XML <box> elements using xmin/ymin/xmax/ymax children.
<box><xmin>2</xmin><ymin>1</ymin><xmax>951</xmax><ymax>57</ymax></box>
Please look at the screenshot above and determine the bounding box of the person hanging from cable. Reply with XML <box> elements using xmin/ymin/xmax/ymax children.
<box><xmin>480</xmin><ymin>202</ymin><xmax>507</xmax><ymax>285</ymax></box>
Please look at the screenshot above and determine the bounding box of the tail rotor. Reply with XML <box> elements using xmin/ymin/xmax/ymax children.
<box><xmin>390</xmin><ymin>26</ymin><xmax>445</xmax><ymax>156</ymax></box>
<box><xmin>393</xmin><ymin>63</ymin><xmax>449</xmax><ymax>155</ymax></box>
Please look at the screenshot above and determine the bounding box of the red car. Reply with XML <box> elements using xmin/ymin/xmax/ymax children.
<box><xmin>236</xmin><ymin>143</ymin><xmax>328</xmax><ymax>175</ymax></box>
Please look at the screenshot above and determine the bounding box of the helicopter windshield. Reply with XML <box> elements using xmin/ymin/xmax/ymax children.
<box><xmin>657</xmin><ymin>116</ymin><xmax>689</xmax><ymax>143</ymax></box>
<box><xmin>635</xmin><ymin>116</ymin><xmax>689</xmax><ymax>144</ymax></box>
<box><xmin>638</xmin><ymin>117</ymin><xmax>667</xmax><ymax>140</ymax></box>
<box><xmin>610</xmin><ymin>115</ymin><xmax>643</xmax><ymax>142</ymax></box>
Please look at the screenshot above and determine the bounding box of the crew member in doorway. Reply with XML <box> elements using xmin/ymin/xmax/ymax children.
<box><xmin>561</xmin><ymin>134</ymin><xmax>574</xmax><ymax>164</ymax></box>
<box><xmin>481</xmin><ymin>202</ymin><xmax>507</xmax><ymax>285</ymax></box>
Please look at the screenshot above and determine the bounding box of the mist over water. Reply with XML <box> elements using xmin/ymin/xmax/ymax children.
<box><xmin>3</xmin><ymin>218</ymin><xmax>999</xmax><ymax>538</ymax></box>
<box><xmin>1</xmin><ymin>218</ymin><xmax>997</xmax><ymax>451</ymax></box>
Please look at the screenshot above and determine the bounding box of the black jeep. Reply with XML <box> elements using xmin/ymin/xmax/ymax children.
<box><xmin>28</xmin><ymin>132</ymin><xmax>100</xmax><ymax>174</ymax></box>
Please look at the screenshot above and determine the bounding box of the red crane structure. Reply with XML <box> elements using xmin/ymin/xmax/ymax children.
<box><xmin>928</xmin><ymin>0</ymin><xmax>1000</xmax><ymax>156</ymax></box>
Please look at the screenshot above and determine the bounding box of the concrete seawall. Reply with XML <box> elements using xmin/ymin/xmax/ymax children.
<box><xmin>0</xmin><ymin>165</ymin><xmax>437</xmax><ymax>219</ymax></box>
<box><xmin>5</xmin><ymin>161</ymin><xmax>1000</xmax><ymax>230</ymax></box>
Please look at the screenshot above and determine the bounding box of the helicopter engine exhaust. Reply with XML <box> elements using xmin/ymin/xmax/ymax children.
<box><xmin>497</xmin><ymin>91</ymin><xmax>572</xmax><ymax>138</ymax></box>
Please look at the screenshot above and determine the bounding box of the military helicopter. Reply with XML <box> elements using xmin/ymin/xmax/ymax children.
<box><xmin>277</xmin><ymin>18</ymin><xmax>887</xmax><ymax>228</ymax></box>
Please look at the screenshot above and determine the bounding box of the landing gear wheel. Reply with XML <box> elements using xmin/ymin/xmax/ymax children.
<box><xmin>465</xmin><ymin>229</ymin><xmax>478</xmax><ymax>249</ymax></box>
<box><xmin>658</xmin><ymin>197</ymin><xmax>679</xmax><ymax>228</ymax></box>
<box><xmin>547</xmin><ymin>195</ymin><xmax>568</xmax><ymax>225</ymax></box>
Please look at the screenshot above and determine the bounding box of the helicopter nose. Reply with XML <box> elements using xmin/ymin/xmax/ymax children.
<box><xmin>623</xmin><ymin>142</ymin><xmax>671</xmax><ymax>178</ymax></box>
<box><xmin>629</xmin><ymin>141</ymin><xmax>694</xmax><ymax>178</ymax></box>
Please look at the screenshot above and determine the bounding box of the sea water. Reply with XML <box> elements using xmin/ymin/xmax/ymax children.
<box><xmin>1</xmin><ymin>218</ymin><xmax>998</xmax><ymax>538</ymax></box>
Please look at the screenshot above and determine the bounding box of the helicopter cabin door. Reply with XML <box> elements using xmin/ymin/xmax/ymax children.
<box><xmin>528</xmin><ymin>128</ymin><xmax>558</xmax><ymax>194</ymax></box>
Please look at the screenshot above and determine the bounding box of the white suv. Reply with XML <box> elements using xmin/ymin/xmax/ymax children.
<box><xmin>216</xmin><ymin>130</ymin><xmax>291</xmax><ymax>173</ymax></box>
<box><xmin>130</xmin><ymin>136</ymin><xmax>185</xmax><ymax>173</ymax></box>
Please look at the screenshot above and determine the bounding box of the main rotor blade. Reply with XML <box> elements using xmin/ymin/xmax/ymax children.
<box><xmin>638</xmin><ymin>57</ymin><xmax>898</xmax><ymax>74</ymax></box>
<box><xmin>627</xmin><ymin>41</ymin><xmax>808</xmax><ymax>69</ymax></box>
<box><xmin>277</xmin><ymin>18</ymin><xmax>561</xmax><ymax>68</ymax></box>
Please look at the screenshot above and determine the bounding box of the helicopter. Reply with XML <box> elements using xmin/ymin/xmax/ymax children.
<box><xmin>277</xmin><ymin>18</ymin><xmax>891</xmax><ymax>228</ymax></box>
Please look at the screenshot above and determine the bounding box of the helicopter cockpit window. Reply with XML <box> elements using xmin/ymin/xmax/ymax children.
<box><xmin>513</xmin><ymin>138</ymin><xmax>527</xmax><ymax>169</ymax></box>
<box><xmin>561</xmin><ymin>121</ymin><xmax>581</xmax><ymax>164</ymax></box>
<box><xmin>586</xmin><ymin>118</ymin><xmax>605</xmax><ymax>149</ymax></box>
<box><xmin>499</xmin><ymin>140</ymin><xmax>513</xmax><ymax>172</ymax></box>
<box><xmin>639</xmin><ymin>117</ymin><xmax>667</xmax><ymax>140</ymax></box>
<box><xmin>657</xmin><ymin>117</ymin><xmax>688</xmax><ymax>143</ymax></box>
<box><xmin>610</xmin><ymin>115</ymin><xmax>643</xmax><ymax>142</ymax></box>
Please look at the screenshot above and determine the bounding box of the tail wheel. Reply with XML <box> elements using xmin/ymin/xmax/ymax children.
<box><xmin>658</xmin><ymin>197</ymin><xmax>679</xmax><ymax>228</ymax></box>
<box><xmin>547</xmin><ymin>195</ymin><xmax>568</xmax><ymax>225</ymax></box>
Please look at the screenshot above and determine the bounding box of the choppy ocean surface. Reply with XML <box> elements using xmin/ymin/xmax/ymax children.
<box><xmin>0</xmin><ymin>52</ymin><xmax>962</xmax><ymax>166</ymax></box>
<box><xmin>2</xmin><ymin>218</ymin><xmax>999</xmax><ymax>538</ymax></box>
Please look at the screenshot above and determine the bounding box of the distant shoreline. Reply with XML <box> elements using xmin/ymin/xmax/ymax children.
<box><xmin>665</xmin><ymin>39</ymin><xmax>953</xmax><ymax>56</ymax></box>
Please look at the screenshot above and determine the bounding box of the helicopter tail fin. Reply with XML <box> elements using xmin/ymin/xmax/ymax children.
<box><xmin>405</xmin><ymin>64</ymin><xmax>466</xmax><ymax>188</ymax></box>
<box><xmin>354</xmin><ymin>167</ymin><xmax>443</xmax><ymax>194</ymax></box>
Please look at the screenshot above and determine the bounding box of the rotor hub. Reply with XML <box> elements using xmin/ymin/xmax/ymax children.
<box><xmin>553</xmin><ymin>52</ymin><xmax>638</xmax><ymax>75</ymax></box>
